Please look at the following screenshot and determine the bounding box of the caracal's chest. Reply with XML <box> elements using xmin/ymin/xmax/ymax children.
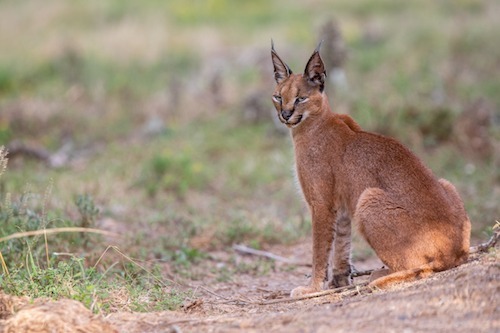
<box><xmin>293</xmin><ymin>137</ymin><xmax>339</xmax><ymax>205</ymax></box>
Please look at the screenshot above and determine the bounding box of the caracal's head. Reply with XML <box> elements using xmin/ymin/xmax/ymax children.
<box><xmin>271</xmin><ymin>42</ymin><xmax>327</xmax><ymax>128</ymax></box>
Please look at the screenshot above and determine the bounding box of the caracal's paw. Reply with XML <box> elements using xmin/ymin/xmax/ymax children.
<box><xmin>290</xmin><ymin>285</ymin><xmax>321</xmax><ymax>298</ymax></box>
<box><xmin>328</xmin><ymin>272</ymin><xmax>352</xmax><ymax>289</ymax></box>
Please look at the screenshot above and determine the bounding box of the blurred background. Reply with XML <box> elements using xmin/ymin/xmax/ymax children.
<box><xmin>0</xmin><ymin>0</ymin><xmax>498</xmax><ymax>311</ymax></box>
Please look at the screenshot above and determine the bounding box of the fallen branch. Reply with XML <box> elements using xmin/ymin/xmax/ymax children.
<box><xmin>209</xmin><ymin>283</ymin><xmax>369</xmax><ymax>306</ymax></box>
<box><xmin>257</xmin><ymin>282</ymin><xmax>369</xmax><ymax>305</ymax></box>
<box><xmin>470</xmin><ymin>221</ymin><xmax>500</xmax><ymax>254</ymax></box>
<box><xmin>351</xmin><ymin>268</ymin><xmax>375</xmax><ymax>277</ymax></box>
<box><xmin>6</xmin><ymin>140</ymin><xmax>75</xmax><ymax>168</ymax></box>
<box><xmin>233</xmin><ymin>244</ymin><xmax>311</xmax><ymax>266</ymax></box>
<box><xmin>6</xmin><ymin>140</ymin><xmax>50</xmax><ymax>162</ymax></box>
<box><xmin>197</xmin><ymin>286</ymin><xmax>232</xmax><ymax>301</ymax></box>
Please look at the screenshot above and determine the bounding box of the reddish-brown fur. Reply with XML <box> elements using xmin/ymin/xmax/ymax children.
<box><xmin>271</xmin><ymin>43</ymin><xmax>471</xmax><ymax>297</ymax></box>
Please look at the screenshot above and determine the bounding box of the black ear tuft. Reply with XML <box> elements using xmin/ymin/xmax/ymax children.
<box><xmin>304</xmin><ymin>42</ymin><xmax>326</xmax><ymax>91</ymax></box>
<box><xmin>271</xmin><ymin>41</ymin><xmax>293</xmax><ymax>84</ymax></box>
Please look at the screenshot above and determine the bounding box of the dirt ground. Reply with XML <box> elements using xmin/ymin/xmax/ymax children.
<box><xmin>1</xmin><ymin>243</ymin><xmax>498</xmax><ymax>333</ymax></box>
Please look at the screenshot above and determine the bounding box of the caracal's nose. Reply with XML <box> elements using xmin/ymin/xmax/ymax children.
<box><xmin>281</xmin><ymin>109</ymin><xmax>293</xmax><ymax>121</ymax></box>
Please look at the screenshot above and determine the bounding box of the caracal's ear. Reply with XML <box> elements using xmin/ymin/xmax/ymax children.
<box><xmin>271</xmin><ymin>40</ymin><xmax>293</xmax><ymax>84</ymax></box>
<box><xmin>304</xmin><ymin>41</ymin><xmax>326</xmax><ymax>91</ymax></box>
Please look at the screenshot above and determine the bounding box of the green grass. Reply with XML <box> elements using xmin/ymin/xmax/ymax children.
<box><xmin>1</xmin><ymin>254</ymin><xmax>186</xmax><ymax>313</ymax></box>
<box><xmin>0</xmin><ymin>0</ymin><xmax>498</xmax><ymax>314</ymax></box>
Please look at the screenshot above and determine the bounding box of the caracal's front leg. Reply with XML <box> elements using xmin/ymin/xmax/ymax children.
<box><xmin>329</xmin><ymin>211</ymin><xmax>352</xmax><ymax>288</ymax></box>
<box><xmin>291</xmin><ymin>205</ymin><xmax>335</xmax><ymax>297</ymax></box>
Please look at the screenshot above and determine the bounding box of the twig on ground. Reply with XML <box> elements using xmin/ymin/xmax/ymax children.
<box><xmin>351</xmin><ymin>269</ymin><xmax>375</xmax><ymax>277</ymax></box>
<box><xmin>210</xmin><ymin>283</ymin><xmax>370</xmax><ymax>306</ymax></box>
<box><xmin>197</xmin><ymin>286</ymin><xmax>232</xmax><ymax>301</ymax></box>
<box><xmin>5</xmin><ymin>140</ymin><xmax>79</xmax><ymax>168</ymax></box>
<box><xmin>257</xmin><ymin>282</ymin><xmax>370</xmax><ymax>305</ymax></box>
<box><xmin>233</xmin><ymin>244</ymin><xmax>311</xmax><ymax>266</ymax></box>
<box><xmin>6</xmin><ymin>141</ymin><xmax>51</xmax><ymax>162</ymax></box>
<box><xmin>470</xmin><ymin>221</ymin><xmax>500</xmax><ymax>254</ymax></box>
<box><xmin>199</xmin><ymin>286</ymin><xmax>254</xmax><ymax>306</ymax></box>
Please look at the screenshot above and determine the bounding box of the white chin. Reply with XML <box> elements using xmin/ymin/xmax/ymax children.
<box><xmin>288</xmin><ymin>113</ymin><xmax>307</xmax><ymax>128</ymax></box>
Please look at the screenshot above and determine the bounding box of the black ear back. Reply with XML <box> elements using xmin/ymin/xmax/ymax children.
<box><xmin>271</xmin><ymin>41</ymin><xmax>293</xmax><ymax>84</ymax></box>
<box><xmin>304</xmin><ymin>42</ymin><xmax>326</xmax><ymax>91</ymax></box>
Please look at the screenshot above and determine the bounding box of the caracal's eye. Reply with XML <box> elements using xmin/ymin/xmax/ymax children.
<box><xmin>273</xmin><ymin>95</ymin><xmax>282</xmax><ymax>103</ymax></box>
<box><xmin>296</xmin><ymin>97</ymin><xmax>308</xmax><ymax>104</ymax></box>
